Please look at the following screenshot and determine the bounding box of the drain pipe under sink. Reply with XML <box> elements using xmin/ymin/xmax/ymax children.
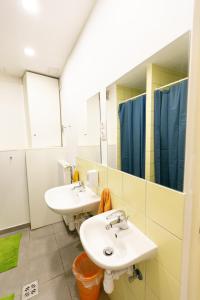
<box><xmin>103</xmin><ymin>270</ymin><xmax>114</xmax><ymax>294</ymax></box>
<box><xmin>103</xmin><ymin>267</ymin><xmax>133</xmax><ymax>294</ymax></box>
<box><xmin>103</xmin><ymin>265</ymin><xmax>143</xmax><ymax>294</ymax></box>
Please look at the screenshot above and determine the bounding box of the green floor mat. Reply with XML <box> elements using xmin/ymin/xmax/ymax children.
<box><xmin>0</xmin><ymin>294</ymin><xmax>14</xmax><ymax>300</ymax></box>
<box><xmin>0</xmin><ymin>233</ymin><xmax>22</xmax><ymax>273</ymax></box>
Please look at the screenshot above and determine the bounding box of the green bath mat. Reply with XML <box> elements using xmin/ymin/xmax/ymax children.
<box><xmin>0</xmin><ymin>294</ymin><xmax>15</xmax><ymax>300</ymax></box>
<box><xmin>0</xmin><ymin>233</ymin><xmax>22</xmax><ymax>273</ymax></box>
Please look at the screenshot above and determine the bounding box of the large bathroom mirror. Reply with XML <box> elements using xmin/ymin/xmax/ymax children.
<box><xmin>106</xmin><ymin>66</ymin><xmax>147</xmax><ymax>177</ymax></box>
<box><xmin>106</xmin><ymin>32</ymin><xmax>190</xmax><ymax>192</ymax></box>
<box><xmin>77</xmin><ymin>93</ymin><xmax>101</xmax><ymax>163</ymax></box>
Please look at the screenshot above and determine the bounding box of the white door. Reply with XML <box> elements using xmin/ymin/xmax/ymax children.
<box><xmin>24</xmin><ymin>72</ymin><xmax>61</xmax><ymax>148</ymax></box>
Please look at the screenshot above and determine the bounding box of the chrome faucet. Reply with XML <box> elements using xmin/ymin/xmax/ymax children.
<box><xmin>73</xmin><ymin>181</ymin><xmax>85</xmax><ymax>191</ymax></box>
<box><xmin>105</xmin><ymin>210</ymin><xmax>128</xmax><ymax>230</ymax></box>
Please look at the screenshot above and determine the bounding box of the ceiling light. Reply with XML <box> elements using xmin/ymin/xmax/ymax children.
<box><xmin>22</xmin><ymin>0</ymin><xmax>39</xmax><ymax>14</ymax></box>
<box><xmin>24</xmin><ymin>47</ymin><xmax>35</xmax><ymax>57</ymax></box>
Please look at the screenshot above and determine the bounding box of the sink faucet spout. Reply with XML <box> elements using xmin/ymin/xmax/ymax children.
<box><xmin>105</xmin><ymin>210</ymin><xmax>128</xmax><ymax>230</ymax></box>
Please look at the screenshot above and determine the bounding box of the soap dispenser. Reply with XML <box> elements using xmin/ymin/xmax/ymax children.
<box><xmin>87</xmin><ymin>170</ymin><xmax>99</xmax><ymax>191</ymax></box>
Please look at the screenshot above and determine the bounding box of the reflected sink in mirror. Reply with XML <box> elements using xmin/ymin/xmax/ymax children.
<box><xmin>45</xmin><ymin>183</ymin><xmax>100</xmax><ymax>215</ymax></box>
<box><xmin>80</xmin><ymin>210</ymin><xmax>157</xmax><ymax>271</ymax></box>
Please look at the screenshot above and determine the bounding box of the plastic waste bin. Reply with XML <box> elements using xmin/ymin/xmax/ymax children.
<box><xmin>72</xmin><ymin>252</ymin><xmax>103</xmax><ymax>300</ymax></box>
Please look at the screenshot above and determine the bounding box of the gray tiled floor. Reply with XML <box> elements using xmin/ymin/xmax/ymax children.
<box><xmin>0</xmin><ymin>222</ymin><xmax>109</xmax><ymax>300</ymax></box>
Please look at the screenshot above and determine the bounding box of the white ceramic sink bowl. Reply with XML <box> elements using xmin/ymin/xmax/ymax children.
<box><xmin>80</xmin><ymin>210</ymin><xmax>157</xmax><ymax>271</ymax></box>
<box><xmin>45</xmin><ymin>183</ymin><xmax>100</xmax><ymax>215</ymax></box>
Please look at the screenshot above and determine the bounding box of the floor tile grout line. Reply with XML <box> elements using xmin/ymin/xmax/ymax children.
<box><xmin>58</xmin><ymin>242</ymin><xmax>66</xmax><ymax>274</ymax></box>
<box><xmin>54</xmin><ymin>232</ymin><xmax>60</xmax><ymax>249</ymax></box>
<box><xmin>65</xmin><ymin>272</ymin><xmax>78</xmax><ymax>300</ymax></box>
<box><xmin>55</xmin><ymin>234</ymin><xmax>81</xmax><ymax>252</ymax></box>
<box><xmin>29</xmin><ymin>231</ymin><xmax>55</xmax><ymax>240</ymax></box>
<box><xmin>26</xmin><ymin>236</ymin><xmax>59</xmax><ymax>262</ymax></box>
<box><xmin>37</xmin><ymin>270</ymin><xmax>75</xmax><ymax>300</ymax></box>
<box><xmin>19</xmin><ymin>236</ymin><xmax>66</xmax><ymax>288</ymax></box>
<box><xmin>19</xmin><ymin>256</ymin><xmax>66</xmax><ymax>296</ymax></box>
<box><xmin>57</xmin><ymin>239</ymin><xmax>80</xmax><ymax>300</ymax></box>
<box><xmin>21</xmin><ymin>274</ymin><xmax>71</xmax><ymax>300</ymax></box>
<box><xmin>0</xmin><ymin>222</ymin><xmax>81</xmax><ymax>300</ymax></box>
<box><xmin>38</xmin><ymin>272</ymin><xmax>66</xmax><ymax>286</ymax></box>
<box><xmin>52</xmin><ymin>221</ymin><xmax>69</xmax><ymax>235</ymax></box>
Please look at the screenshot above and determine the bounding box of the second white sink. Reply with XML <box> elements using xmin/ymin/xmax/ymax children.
<box><xmin>45</xmin><ymin>183</ymin><xmax>100</xmax><ymax>215</ymax></box>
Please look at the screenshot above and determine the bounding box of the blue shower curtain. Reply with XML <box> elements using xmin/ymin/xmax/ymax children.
<box><xmin>154</xmin><ymin>80</ymin><xmax>188</xmax><ymax>191</ymax></box>
<box><xmin>119</xmin><ymin>95</ymin><xmax>146</xmax><ymax>178</ymax></box>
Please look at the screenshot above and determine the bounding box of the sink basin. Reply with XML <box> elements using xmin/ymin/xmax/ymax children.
<box><xmin>80</xmin><ymin>210</ymin><xmax>157</xmax><ymax>271</ymax></box>
<box><xmin>45</xmin><ymin>183</ymin><xmax>100</xmax><ymax>215</ymax></box>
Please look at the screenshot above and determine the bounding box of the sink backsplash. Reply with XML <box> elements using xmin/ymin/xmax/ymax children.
<box><xmin>76</xmin><ymin>157</ymin><xmax>185</xmax><ymax>300</ymax></box>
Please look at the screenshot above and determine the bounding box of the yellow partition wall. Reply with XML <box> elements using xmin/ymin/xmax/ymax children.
<box><xmin>76</xmin><ymin>157</ymin><xmax>185</xmax><ymax>300</ymax></box>
<box><xmin>145</xmin><ymin>64</ymin><xmax>186</xmax><ymax>182</ymax></box>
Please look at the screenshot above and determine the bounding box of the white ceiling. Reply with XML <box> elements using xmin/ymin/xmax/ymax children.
<box><xmin>117</xmin><ymin>32</ymin><xmax>190</xmax><ymax>89</ymax></box>
<box><xmin>0</xmin><ymin>0</ymin><xmax>96</xmax><ymax>78</ymax></box>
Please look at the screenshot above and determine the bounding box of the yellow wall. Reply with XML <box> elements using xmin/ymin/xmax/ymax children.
<box><xmin>76</xmin><ymin>157</ymin><xmax>185</xmax><ymax>300</ymax></box>
<box><xmin>145</xmin><ymin>64</ymin><xmax>187</xmax><ymax>182</ymax></box>
<box><xmin>184</xmin><ymin>1</ymin><xmax>200</xmax><ymax>297</ymax></box>
<box><xmin>116</xmin><ymin>85</ymin><xmax>144</xmax><ymax>170</ymax></box>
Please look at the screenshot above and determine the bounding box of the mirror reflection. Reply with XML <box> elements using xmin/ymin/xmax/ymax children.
<box><xmin>106</xmin><ymin>70</ymin><xmax>146</xmax><ymax>177</ymax></box>
<box><xmin>154</xmin><ymin>77</ymin><xmax>188</xmax><ymax>191</ymax></box>
<box><xmin>106</xmin><ymin>32</ymin><xmax>190</xmax><ymax>191</ymax></box>
<box><xmin>77</xmin><ymin>93</ymin><xmax>101</xmax><ymax>163</ymax></box>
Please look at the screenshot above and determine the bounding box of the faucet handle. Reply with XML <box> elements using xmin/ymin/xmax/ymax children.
<box><xmin>106</xmin><ymin>210</ymin><xmax>127</xmax><ymax>220</ymax></box>
<box><xmin>81</xmin><ymin>181</ymin><xmax>85</xmax><ymax>187</ymax></box>
<box><xmin>105</xmin><ymin>210</ymin><xmax>129</xmax><ymax>231</ymax></box>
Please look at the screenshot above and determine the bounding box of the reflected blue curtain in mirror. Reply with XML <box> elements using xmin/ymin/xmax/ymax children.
<box><xmin>154</xmin><ymin>80</ymin><xmax>188</xmax><ymax>191</ymax></box>
<box><xmin>119</xmin><ymin>95</ymin><xmax>146</xmax><ymax>178</ymax></box>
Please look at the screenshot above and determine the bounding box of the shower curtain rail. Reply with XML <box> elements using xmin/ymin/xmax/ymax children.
<box><xmin>119</xmin><ymin>92</ymin><xmax>146</xmax><ymax>104</ymax></box>
<box><xmin>155</xmin><ymin>77</ymin><xmax>188</xmax><ymax>91</ymax></box>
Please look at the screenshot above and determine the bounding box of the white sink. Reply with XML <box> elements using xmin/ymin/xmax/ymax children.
<box><xmin>80</xmin><ymin>210</ymin><xmax>157</xmax><ymax>271</ymax></box>
<box><xmin>45</xmin><ymin>183</ymin><xmax>100</xmax><ymax>215</ymax></box>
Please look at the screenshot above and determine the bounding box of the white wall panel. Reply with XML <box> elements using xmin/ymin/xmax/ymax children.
<box><xmin>0</xmin><ymin>74</ymin><xmax>28</xmax><ymax>150</ymax></box>
<box><xmin>0</xmin><ymin>150</ymin><xmax>30</xmax><ymax>230</ymax></box>
<box><xmin>24</xmin><ymin>72</ymin><xmax>61</xmax><ymax>148</ymax></box>
<box><xmin>26</xmin><ymin>147</ymin><xmax>68</xmax><ymax>229</ymax></box>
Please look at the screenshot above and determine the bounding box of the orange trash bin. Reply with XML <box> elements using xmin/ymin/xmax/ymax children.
<box><xmin>72</xmin><ymin>252</ymin><xmax>103</xmax><ymax>300</ymax></box>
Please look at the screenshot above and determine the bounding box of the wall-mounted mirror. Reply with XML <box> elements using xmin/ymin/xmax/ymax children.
<box><xmin>77</xmin><ymin>93</ymin><xmax>101</xmax><ymax>163</ymax></box>
<box><xmin>106</xmin><ymin>65</ymin><xmax>146</xmax><ymax>175</ymax></box>
<box><xmin>106</xmin><ymin>32</ymin><xmax>190</xmax><ymax>191</ymax></box>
